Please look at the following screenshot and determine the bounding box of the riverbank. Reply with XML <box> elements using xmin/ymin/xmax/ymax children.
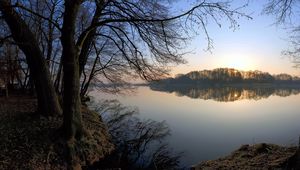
<box><xmin>192</xmin><ymin>143</ymin><xmax>300</xmax><ymax>170</ymax></box>
<box><xmin>2</xmin><ymin>94</ymin><xmax>300</xmax><ymax>169</ymax></box>
<box><xmin>0</xmin><ymin>94</ymin><xmax>114</xmax><ymax>169</ymax></box>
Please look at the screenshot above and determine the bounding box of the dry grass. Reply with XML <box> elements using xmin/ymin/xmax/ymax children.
<box><xmin>0</xmin><ymin>95</ymin><xmax>114</xmax><ymax>170</ymax></box>
<box><xmin>192</xmin><ymin>143</ymin><xmax>298</xmax><ymax>170</ymax></box>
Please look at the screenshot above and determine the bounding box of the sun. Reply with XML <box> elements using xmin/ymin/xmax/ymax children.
<box><xmin>219</xmin><ymin>55</ymin><xmax>255</xmax><ymax>71</ymax></box>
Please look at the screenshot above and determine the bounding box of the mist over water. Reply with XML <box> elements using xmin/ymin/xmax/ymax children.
<box><xmin>92</xmin><ymin>86</ymin><xmax>300</xmax><ymax>167</ymax></box>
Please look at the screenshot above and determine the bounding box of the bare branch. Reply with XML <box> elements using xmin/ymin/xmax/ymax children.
<box><xmin>13</xmin><ymin>3</ymin><xmax>62</xmax><ymax>31</ymax></box>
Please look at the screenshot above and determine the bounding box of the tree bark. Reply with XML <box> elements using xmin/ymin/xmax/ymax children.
<box><xmin>0</xmin><ymin>0</ymin><xmax>62</xmax><ymax>116</ymax></box>
<box><xmin>61</xmin><ymin>0</ymin><xmax>84</xmax><ymax>140</ymax></box>
<box><xmin>54</xmin><ymin>57</ymin><xmax>63</xmax><ymax>93</ymax></box>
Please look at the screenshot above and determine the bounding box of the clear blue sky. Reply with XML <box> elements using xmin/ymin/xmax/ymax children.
<box><xmin>169</xmin><ymin>0</ymin><xmax>299</xmax><ymax>76</ymax></box>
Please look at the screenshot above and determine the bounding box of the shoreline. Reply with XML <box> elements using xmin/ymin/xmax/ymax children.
<box><xmin>149</xmin><ymin>82</ymin><xmax>300</xmax><ymax>88</ymax></box>
<box><xmin>191</xmin><ymin>143</ymin><xmax>300</xmax><ymax>170</ymax></box>
<box><xmin>2</xmin><ymin>94</ymin><xmax>300</xmax><ymax>169</ymax></box>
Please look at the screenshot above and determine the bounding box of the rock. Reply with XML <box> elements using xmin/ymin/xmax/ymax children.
<box><xmin>238</xmin><ymin>144</ymin><xmax>249</xmax><ymax>151</ymax></box>
<box><xmin>254</xmin><ymin>143</ymin><xmax>269</xmax><ymax>154</ymax></box>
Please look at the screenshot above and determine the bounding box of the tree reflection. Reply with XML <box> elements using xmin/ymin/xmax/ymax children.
<box><xmin>150</xmin><ymin>85</ymin><xmax>300</xmax><ymax>102</ymax></box>
<box><xmin>91</xmin><ymin>100</ymin><xmax>182</xmax><ymax>169</ymax></box>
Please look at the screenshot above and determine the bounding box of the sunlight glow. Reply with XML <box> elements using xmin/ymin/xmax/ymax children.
<box><xmin>218</xmin><ymin>54</ymin><xmax>256</xmax><ymax>71</ymax></box>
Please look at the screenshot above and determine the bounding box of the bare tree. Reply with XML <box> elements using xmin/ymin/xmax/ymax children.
<box><xmin>0</xmin><ymin>0</ymin><xmax>62</xmax><ymax>116</ymax></box>
<box><xmin>263</xmin><ymin>0</ymin><xmax>300</xmax><ymax>67</ymax></box>
<box><xmin>58</xmin><ymin>0</ymin><xmax>250</xmax><ymax>143</ymax></box>
<box><xmin>263</xmin><ymin>0</ymin><xmax>296</xmax><ymax>24</ymax></box>
<box><xmin>0</xmin><ymin>0</ymin><xmax>250</xmax><ymax>167</ymax></box>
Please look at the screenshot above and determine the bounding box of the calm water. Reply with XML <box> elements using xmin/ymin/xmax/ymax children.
<box><xmin>92</xmin><ymin>86</ymin><xmax>300</xmax><ymax>167</ymax></box>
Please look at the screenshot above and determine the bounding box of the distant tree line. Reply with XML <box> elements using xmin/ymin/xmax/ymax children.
<box><xmin>154</xmin><ymin>68</ymin><xmax>300</xmax><ymax>85</ymax></box>
<box><xmin>150</xmin><ymin>85</ymin><xmax>300</xmax><ymax>102</ymax></box>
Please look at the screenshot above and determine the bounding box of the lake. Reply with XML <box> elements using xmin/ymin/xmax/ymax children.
<box><xmin>91</xmin><ymin>85</ymin><xmax>300</xmax><ymax>167</ymax></box>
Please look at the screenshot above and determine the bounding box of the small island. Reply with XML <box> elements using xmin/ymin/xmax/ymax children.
<box><xmin>151</xmin><ymin>68</ymin><xmax>300</xmax><ymax>86</ymax></box>
<box><xmin>149</xmin><ymin>68</ymin><xmax>300</xmax><ymax>102</ymax></box>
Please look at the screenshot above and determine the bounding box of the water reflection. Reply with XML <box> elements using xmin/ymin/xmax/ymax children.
<box><xmin>90</xmin><ymin>100</ymin><xmax>183</xmax><ymax>169</ymax></box>
<box><xmin>149</xmin><ymin>85</ymin><xmax>300</xmax><ymax>102</ymax></box>
<box><xmin>91</xmin><ymin>87</ymin><xmax>300</xmax><ymax>166</ymax></box>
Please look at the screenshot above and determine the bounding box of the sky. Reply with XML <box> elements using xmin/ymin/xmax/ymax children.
<box><xmin>168</xmin><ymin>0</ymin><xmax>300</xmax><ymax>76</ymax></box>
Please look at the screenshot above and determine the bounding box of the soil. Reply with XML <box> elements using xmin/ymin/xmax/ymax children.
<box><xmin>0</xmin><ymin>94</ymin><xmax>114</xmax><ymax>170</ymax></box>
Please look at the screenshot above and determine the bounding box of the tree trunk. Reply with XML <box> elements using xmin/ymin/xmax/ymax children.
<box><xmin>54</xmin><ymin>58</ymin><xmax>63</xmax><ymax>94</ymax></box>
<box><xmin>78</xmin><ymin>3</ymin><xmax>104</xmax><ymax>77</ymax></box>
<box><xmin>61</xmin><ymin>0</ymin><xmax>84</xmax><ymax>140</ymax></box>
<box><xmin>80</xmin><ymin>43</ymin><xmax>100</xmax><ymax>98</ymax></box>
<box><xmin>5</xmin><ymin>82</ymin><xmax>8</xmax><ymax>98</ymax></box>
<box><xmin>0</xmin><ymin>0</ymin><xmax>62</xmax><ymax>116</ymax></box>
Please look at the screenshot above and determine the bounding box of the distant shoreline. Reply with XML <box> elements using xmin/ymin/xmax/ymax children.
<box><xmin>149</xmin><ymin>82</ymin><xmax>300</xmax><ymax>88</ymax></box>
<box><xmin>149</xmin><ymin>68</ymin><xmax>300</xmax><ymax>88</ymax></box>
<box><xmin>148</xmin><ymin>81</ymin><xmax>300</xmax><ymax>102</ymax></box>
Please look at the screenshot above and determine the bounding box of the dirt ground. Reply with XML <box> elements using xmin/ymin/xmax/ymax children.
<box><xmin>0</xmin><ymin>94</ymin><xmax>114</xmax><ymax>169</ymax></box>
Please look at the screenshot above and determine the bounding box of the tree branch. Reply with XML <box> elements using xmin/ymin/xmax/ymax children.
<box><xmin>13</xmin><ymin>3</ymin><xmax>62</xmax><ymax>31</ymax></box>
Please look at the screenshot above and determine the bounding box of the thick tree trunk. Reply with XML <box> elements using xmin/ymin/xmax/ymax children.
<box><xmin>0</xmin><ymin>1</ymin><xmax>62</xmax><ymax>116</ymax></box>
<box><xmin>61</xmin><ymin>0</ymin><xmax>84</xmax><ymax>140</ymax></box>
